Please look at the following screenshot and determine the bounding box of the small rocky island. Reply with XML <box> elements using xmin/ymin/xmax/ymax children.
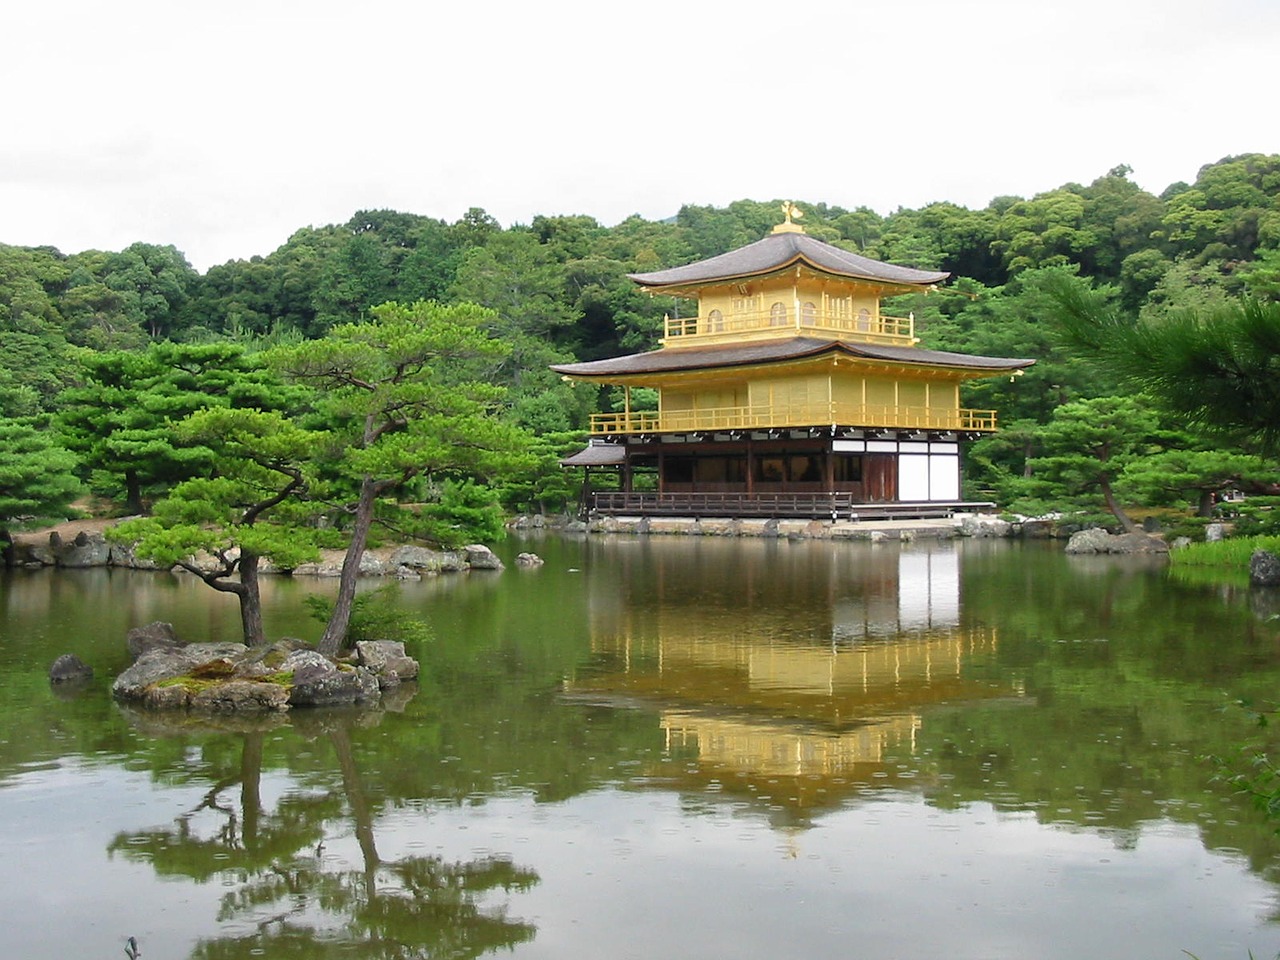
<box><xmin>112</xmin><ymin>621</ymin><xmax>420</xmax><ymax>711</ymax></box>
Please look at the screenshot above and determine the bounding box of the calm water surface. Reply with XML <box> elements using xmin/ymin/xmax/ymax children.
<box><xmin>3</xmin><ymin>536</ymin><xmax>1280</xmax><ymax>959</ymax></box>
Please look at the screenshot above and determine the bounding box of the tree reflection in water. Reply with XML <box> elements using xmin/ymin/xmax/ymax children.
<box><xmin>109</xmin><ymin>704</ymin><xmax>538</xmax><ymax>960</ymax></box>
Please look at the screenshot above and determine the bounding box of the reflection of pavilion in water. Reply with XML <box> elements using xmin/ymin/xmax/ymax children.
<box><xmin>569</xmin><ymin>542</ymin><xmax>1020</xmax><ymax>810</ymax></box>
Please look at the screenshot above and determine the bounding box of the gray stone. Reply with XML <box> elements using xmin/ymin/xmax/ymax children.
<box><xmin>1250</xmin><ymin>550</ymin><xmax>1280</xmax><ymax>587</ymax></box>
<box><xmin>354</xmin><ymin>640</ymin><xmax>403</xmax><ymax>671</ymax></box>
<box><xmin>126</xmin><ymin>621</ymin><xmax>181</xmax><ymax>661</ymax></box>
<box><xmin>1206</xmin><ymin>523</ymin><xmax>1226</xmax><ymax>543</ymax></box>
<box><xmin>355</xmin><ymin>640</ymin><xmax>420</xmax><ymax>688</ymax></box>
<box><xmin>142</xmin><ymin>684</ymin><xmax>194</xmax><ymax>709</ymax></box>
<box><xmin>27</xmin><ymin>541</ymin><xmax>60</xmax><ymax>565</ymax></box>
<box><xmin>1064</xmin><ymin>528</ymin><xmax>1115</xmax><ymax>554</ymax></box>
<box><xmin>113</xmin><ymin>642</ymin><xmax>248</xmax><ymax>700</ymax></box>
<box><xmin>280</xmin><ymin>649</ymin><xmax>335</xmax><ymax>675</ymax></box>
<box><xmin>291</xmin><ymin>559</ymin><xmax>345</xmax><ymax>577</ymax></box>
<box><xmin>1019</xmin><ymin>519</ymin><xmax>1056</xmax><ymax>539</ymax></box>
<box><xmin>1171</xmin><ymin>536</ymin><xmax>1193</xmax><ymax>550</ymax></box>
<box><xmin>1065</xmin><ymin>528</ymin><xmax>1169</xmax><ymax>555</ymax></box>
<box><xmin>235</xmin><ymin>638</ymin><xmax>312</xmax><ymax>676</ymax></box>
<box><xmin>388</xmin><ymin>545</ymin><xmax>440</xmax><ymax>569</ymax></box>
<box><xmin>1108</xmin><ymin>533</ymin><xmax>1170</xmax><ymax>554</ymax></box>
<box><xmin>108</xmin><ymin>542</ymin><xmax>162</xmax><ymax>569</ymax></box>
<box><xmin>515</xmin><ymin>552</ymin><xmax>544</xmax><ymax>567</ymax></box>
<box><xmin>355</xmin><ymin>642</ymin><xmax>419</xmax><ymax>686</ymax></box>
<box><xmin>288</xmin><ymin>657</ymin><xmax>380</xmax><ymax>706</ymax></box>
<box><xmin>49</xmin><ymin>653</ymin><xmax>93</xmax><ymax>683</ymax></box>
<box><xmin>464</xmin><ymin>544</ymin><xmax>504</xmax><ymax>570</ymax></box>
<box><xmin>958</xmin><ymin>515</ymin><xmax>1012</xmax><ymax>539</ymax></box>
<box><xmin>387</xmin><ymin>545</ymin><xmax>466</xmax><ymax>573</ymax></box>
<box><xmin>191</xmin><ymin>679</ymin><xmax>290</xmax><ymax>712</ymax></box>
<box><xmin>58</xmin><ymin>532</ymin><xmax>112</xmax><ymax>567</ymax></box>
<box><xmin>359</xmin><ymin>554</ymin><xmax>388</xmax><ymax>576</ymax></box>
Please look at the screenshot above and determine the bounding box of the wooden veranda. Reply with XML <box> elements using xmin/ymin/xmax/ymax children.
<box><xmin>589</xmin><ymin>491</ymin><xmax>993</xmax><ymax>522</ymax></box>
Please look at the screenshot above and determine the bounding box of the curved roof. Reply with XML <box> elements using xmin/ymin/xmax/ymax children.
<box><xmin>628</xmin><ymin>231</ymin><xmax>949</xmax><ymax>291</ymax></box>
<box><xmin>551</xmin><ymin>337</ymin><xmax>1035</xmax><ymax>379</ymax></box>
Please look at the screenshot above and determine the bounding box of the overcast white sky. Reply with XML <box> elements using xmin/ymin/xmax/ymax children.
<box><xmin>3</xmin><ymin>0</ymin><xmax>1277</xmax><ymax>272</ymax></box>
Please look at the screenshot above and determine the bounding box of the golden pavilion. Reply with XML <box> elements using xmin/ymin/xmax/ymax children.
<box><xmin>553</xmin><ymin>204</ymin><xmax>1035</xmax><ymax>519</ymax></box>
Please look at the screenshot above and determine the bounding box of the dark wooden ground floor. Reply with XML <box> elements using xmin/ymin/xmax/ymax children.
<box><xmin>564</xmin><ymin>432</ymin><xmax>978</xmax><ymax>519</ymax></box>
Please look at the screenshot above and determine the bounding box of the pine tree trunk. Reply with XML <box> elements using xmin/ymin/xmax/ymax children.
<box><xmin>1100</xmin><ymin>476</ymin><xmax>1137</xmax><ymax>532</ymax></box>
<box><xmin>125</xmin><ymin>468</ymin><xmax>144</xmax><ymax>516</ymax></box>
<box><xmin>1197</xmin><ymin>489</ymin><xmax>1216</xmax><ymax>518</ymax></box>
<box><xmin>237</xmin><ymin>552</ymin><xmax>266</xmax><ymax>646</ymax></box>
<box><xmin>317</xmin><ymin>477</ymin><xmax>378</xmax><ymax>657</ymax></box>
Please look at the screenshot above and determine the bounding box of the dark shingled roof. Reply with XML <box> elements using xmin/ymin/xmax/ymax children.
<box><xmin>628</xmin><ymin>231</ymin><xmax>949</xmax><ymax>290</ymax></box>
<box><xmin>551</xmin><ymin>337</ymin><xmax>1035</xmax><ymax>379</ymax></box>
<box><xmin>560</xmin><ymin>443</ymin><xmax>627</xmax><ymax>467</ymax></box>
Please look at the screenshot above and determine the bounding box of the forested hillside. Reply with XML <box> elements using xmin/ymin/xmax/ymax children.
<box><xmin>3</xmin><ymin>153</ymin><xmax>1279</xmax><ymax>527</ymax></box>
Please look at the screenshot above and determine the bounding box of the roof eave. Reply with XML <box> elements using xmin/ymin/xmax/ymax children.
<box><xmin>628</xmin><ymin>254</ymin><xmax>945</xmax><ymax>295</ymax></box>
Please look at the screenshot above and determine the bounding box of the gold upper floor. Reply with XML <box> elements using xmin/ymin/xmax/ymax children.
<box><xmin>660</xmin><ymin>268</ymin><xmax>918</xmax><ymax>348</ymax></box>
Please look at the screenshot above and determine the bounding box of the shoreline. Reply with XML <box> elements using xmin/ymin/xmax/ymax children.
<box><xmin>4</xmin><ymin>511</ymin><xmax>1083</xmax><ymax>574</ymax></box>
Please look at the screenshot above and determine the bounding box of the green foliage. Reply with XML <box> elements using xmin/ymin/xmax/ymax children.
<box><xmin>0</xmin><ymin>416</ymin><xmax>82</xmax><ymax>522</ymax></box>
<box><xmin>303</xmin><ymin>584</ymin><xmax>432</xmax><ymax>646</ymax></box>
<box><xmin>112</xmin><ymin>453</ymin><xmax>322</xmax><ymax>574</ymax></box>
<box><xmin>1239</xmin><ymin>247</ymin><xmax>1280</xmax><ymax>301</ymax></box>
<box><xmin>276</xmin><ymin>301</ymin><xmax>531</xmax><ymax>506</ymax></box>
<box><xmin>1168</xmin><ymin>535</ymin><xmax>1280</xmax><ymax>568</ymax></box>
<box><xmin>909</xmin><ymin>267</ymin><xmax>1118</xmax><ymax>426</ymax></box>
<box><xmin>411</xmin><ymin>480</ymin><xmax>506</xmax><ymax>549</ymax></box>
<box><xmin>1051</xmin><ymin>279</ymin><xmax>1280</xmax><ymax>454</ymax></box>
<box><xmin>5</xmin><ymin>150</ymin><xmax>1280</xmax><ymax>537</ymax></box>
<box><xmin>110</xmin><ymin>406</ymin><xmax>328</xmax><ymax>645</ymax></box>
<box><xmin>1229</xmin><ymin>497</ymin><xmax>1280</xmax><ymax>538</ymax></box>
<box><xmin>274</xmin><ymin>300</ymin><xmax>533</xmax><ymax>653</ymax></box>
<box><xmin>1118</xmin><ymin>449</ymin><xmax>1275</xmax><ymax>517</ymax></box>
<box><xmin>493</xmin><ymin>431</ymin><xmax>589</xmax><ymax>515</ymax></box>
<box><xmin>1017</xmin><ymin>395</ymin><xmax>1159</xmax><ymax>529</ymax></box>
<box><xmin>97</xmin><ymin>242</ymin><xmax>199</xmax><ymax>340</ymax></box>
<box><xmin>58</xmin><ymin>341</ymin><xmax>304</xmax><ymax>512</ymax></box>
<box><xmin>1204</xmin><ymin>699</ymin><xmax>1280</xmax><ymax>832</ymax></box>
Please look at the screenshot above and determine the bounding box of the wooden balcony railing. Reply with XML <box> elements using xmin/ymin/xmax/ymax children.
<box><xmin>664</xmin><ymin>308</ymin><xmax>915</xmax><ymax>345</ymax></box>
<box><xmin>590</xmin><ymin>492</ymin><xmax>991</xmax><ymax>520</ymax></box>
<box><xmin>590</xmin><ymin>402</ymin><xmax>998</xmax><ymax>435</ymax></box>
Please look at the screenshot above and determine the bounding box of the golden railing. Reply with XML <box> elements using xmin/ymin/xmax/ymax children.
<box><xmin>589</xmin><ymin>402</ymin><xmax>998</xmax><ymax>435</ymax></box>
<box><xmin>664</xmin><ymin>309</ymin><xmax>915</xmax><ymax>344</ymax></box>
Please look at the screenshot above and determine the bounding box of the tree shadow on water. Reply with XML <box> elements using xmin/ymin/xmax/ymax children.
<box><xmin>109</xmin><ymin>705</ymin><xmax>539</xmax><ymax>960</ymax></box>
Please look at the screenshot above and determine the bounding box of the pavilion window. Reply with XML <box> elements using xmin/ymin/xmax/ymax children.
<box><xmin>666</xmin><ymin>456</ymin><xmax>695</xmax><ymax>483</ymax></box>
<box><xmin>789</xmin><ymin>454</ymin><xmax>822</xmax><ymax>481</ymax></box>
<box><xmin>769</xmin><ymin>302</ymin><xmax>787</xmax><ymax>326</ymax></box>
<box><xmin>834</xmin><ymin>454</ymin><xmax>863</xmax><ymax>482</ymax></box>
<box><xmin>755</xmin><ymin>456</ymin><xmax>785</xmax><ymax>482</ymax></box>
<box><xmin>801</xmin><ymin>301</ymin><xmax>817</xmax><ymax>326</ymax></box>
<box><xmin>708</xmin><ymin>308</ymin><xmax>724</xmax><ymax>332</ymax></box>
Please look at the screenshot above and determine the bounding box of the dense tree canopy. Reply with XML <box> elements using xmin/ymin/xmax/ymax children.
<box><xmin>274</xmin><ymin>300</ymin><xmax>532</xmax><ymax>654</ymax></box>
<box><xmin>2</xmin><ymin>150</ymin><xmax>1279</xmax><ymax>533</ymax></box>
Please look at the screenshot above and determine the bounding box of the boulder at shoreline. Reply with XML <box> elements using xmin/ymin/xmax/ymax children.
<box><xmin>1064</xmin><ymin>528</ymin><xmax>1170</xmax><ymax>555</ymax></box>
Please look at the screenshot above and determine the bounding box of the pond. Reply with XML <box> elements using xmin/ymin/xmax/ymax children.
<box><xmin>3</xmin><ymin>535</ymin><xmax>1280</xmax><ymax>959</ymax></box>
